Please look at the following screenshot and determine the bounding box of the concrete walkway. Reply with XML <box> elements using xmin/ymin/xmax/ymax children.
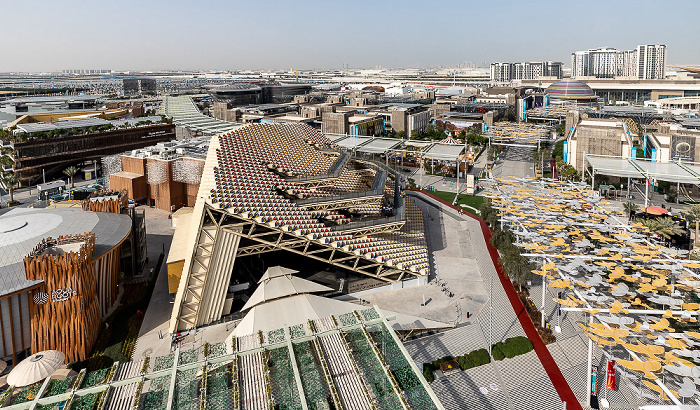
<box><xmin>406</xmin><ymin>190</ymin><xmax>582</xmax><ymax>410</ymax></box>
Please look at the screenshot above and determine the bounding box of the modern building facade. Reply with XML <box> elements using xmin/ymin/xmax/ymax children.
<box><xmin>637</xmin><ymin>44</ymin><xmax>667</xmax><ymax>81</ymax></box>
<box><xmin>109</xmin><ymin>146</ymin><xmax>205</xmax><ymax>212</ymax></box>
<box><xmin>0</xmin><ymin>208</ymin><xmax>132</xmax><ymax>364</ymax></box>
<box><xmin>649</xmin><ymin>122</ymin><xmax>700</xmax><ymax>163</ymax></box>
<box><xmin>565</xmin><ymin>118</ymin><xmax>634</xmax><ymax>170</ymax></box>
<box><xmin>490</xmin><ymin>62</ymin><xmax>563</xmax><ymax>82</ymax></box>
<box><xmin>4</xmin><ymin>123</ymin><xmax>175</xmax><ymax>184</ymax></box>
<box><xmin>123</xmin><ymin>78</ymin><xmax>157</xmax><ymax>96</ymax></box>
<box><xmin>571</xmin><ymin>45</ymin><xmax>667</xmax><ymax>79</ymax></box>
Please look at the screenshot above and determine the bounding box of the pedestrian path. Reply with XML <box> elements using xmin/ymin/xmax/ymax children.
<box><xmin>405</xmin><ymin>191</ymin><xmax>580</xmax><ymax>409</ymax></box>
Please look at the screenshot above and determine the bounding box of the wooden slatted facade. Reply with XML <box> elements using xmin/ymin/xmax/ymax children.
<box><xmin>81</xmin><ymin>190</ymin><xmax>128</xmax><ymax>213</ymax></box>
<box><xmin>24</xmin><ymin>234</ymin><xmax>101</xmax><ymax>363</ymax></box>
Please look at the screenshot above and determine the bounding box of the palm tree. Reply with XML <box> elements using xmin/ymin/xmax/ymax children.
<box><xmin>682</xmin><ymin>204</ymin><xmax>700</xmax><ymax>246</ymax></box>
<box><xmin>623</xmin><ymin>201</ymin><xmax>639</xmax><ymax>217</ymax></box>
<box><xmin>63</xmin><ymin>166</ymin><xmax>78</xmax><ymax>188</ymax></box>
<box><xmin>0</xmin><ymin>173</ymin><xmax>20</xmax><ymax>203</ymax></box>
<box><xmin>641</xmin><ymin>218</ymin><xmax>685</xmax><ymax>244</ymax></box>
<box><xmin>501</xmin><ymin>245</ymin><xmax>533</xmax><ymax>292</ymax></box>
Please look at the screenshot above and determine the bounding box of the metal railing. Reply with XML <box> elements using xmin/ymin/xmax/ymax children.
<box><xmin>330</xmin><ymin>212</ymin><xmax>405</xmax><ymax>233</ymax></box>
<box><xmin>292</xmin><ymin>167</ymin><xmax>387</xmax><ymax>207</ymax></box>
<box><xmin>293</xmin><ymin>187</ymin><xmax>384</xmax><ymax>207</ymax></box>
<box><xmin>283</xmin><ymin>151</ymin><xmax>350</xmax><ymax>182</ymax></box>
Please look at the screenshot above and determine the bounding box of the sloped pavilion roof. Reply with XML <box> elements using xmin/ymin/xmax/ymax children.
<box><xmin>233</xmin><ymin>293</ymin><xmax>451</xmax><ymax>337</ymax></box>
<box><xmin>242</xmin><ymin>267</ymin><xmax>333</xmax><ymax>311</ymax></box>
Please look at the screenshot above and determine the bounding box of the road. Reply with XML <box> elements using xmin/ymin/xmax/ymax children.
<box><xmin>0</xmin><ymin>176</ymin><xmax>104</xmax><ymax>215</ymax></box>
<box><xmin>491</xmin><ymin>145</ymin><xmax>535</xmax><ymax>179</ymax></box>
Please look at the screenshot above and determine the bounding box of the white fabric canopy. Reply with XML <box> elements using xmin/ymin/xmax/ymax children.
<box><xmin>243</xmin><ymin>274</ymin><xmax>333</xmax><ymax>311</ymax></box>
<box><xmin>232</xmin><ymin>293</ymin><xmax>451</xmax><ymax>339</ymax></box>
<box><xmin>586</xmin><ymin>156</ymin><xmax>643</xmax><ymax>178</ymax></box>
<box><xmin>7</xmin><ymin>350</ymin><xmax>65</xmax><ymax>387</ymax></box>
<box><xmin>258</xmin><ymin>266</ymin><xmax>299</xmax><ymax>283</ymax></box>
<box><xmin>586</xmin><ymin>155</ymin><xmax>700</xmax><ymax>183</ymax></box>
<box><xmin>422</xmin><ymin>143</ymin><xmax>465</xmax><ymax>161</ymax></box>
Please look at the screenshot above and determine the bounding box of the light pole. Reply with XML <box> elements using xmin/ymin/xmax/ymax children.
<box><xmin>489</xmin><ymin>275</ymin><xmax>493</xmax><ymax>357</ymax></box>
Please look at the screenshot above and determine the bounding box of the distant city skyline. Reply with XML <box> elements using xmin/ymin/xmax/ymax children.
<box><xmin>1</xmin><ymin>0</ymin><xmax>699</xmax><ymax>72</ymax></box>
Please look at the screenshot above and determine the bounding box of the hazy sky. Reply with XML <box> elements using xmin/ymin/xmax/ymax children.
<box><xmin>2</xmin><ymin>0</ymin><xmax>699</xmax><ymax>72</ymax></box>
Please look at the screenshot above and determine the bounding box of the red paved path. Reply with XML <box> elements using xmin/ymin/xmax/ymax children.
<box><xmin>410</xmin><ymin>189</ymin><xmax>583</xmax><ymax>410</ymax></box>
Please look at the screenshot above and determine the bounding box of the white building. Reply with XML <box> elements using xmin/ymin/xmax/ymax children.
<box><xmin>490</xmin><ymin>61</ymin><xmax>563</xmax><ymax>82</ymax></box>
<box><xmin>571</xmin><ymin>45</ymin><xmax>666</xmax><ymax>79</ymax></box>
<box><xmin>637</xmin><ymin>44</ymin><xmax>667</xmax><ymax>80</ymax></box>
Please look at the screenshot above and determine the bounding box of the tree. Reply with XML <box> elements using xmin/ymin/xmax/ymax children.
<box><xmin>532</xmin><ymin>147</ymin><xmax>550</xmax><ymax>172</ymax></box>
<box><xmin>681</xmin><ymin>204</ymin><xmax>700</xmax><ymax>246</ymax></box>
<box><xmin>556</xmin><ymin>161</ymin><xmax>579</xmax><ymax>181</ymax></box>
<box><xmin>480</xmin><ymin>199</ymin><xmax>499</xmax><ymax>228</ymax></box>
<box><xmin>0</xmin><ymin>173</ymin><xmax>20</xmax><ymax>203</ymax></box>
<box><xmin>641</xmin><ymin>218</ymin><xmax>684</xmax><ymax>243</ymax></box>
<box><xmin>63</xmin><ymin>166</ymin><xmax>79</xmax><ymax>188</ymax></box>
<box><xmin>623</xmin><ymin>201</ymin><xmax>639</xmax><ymax>217</ymax></box>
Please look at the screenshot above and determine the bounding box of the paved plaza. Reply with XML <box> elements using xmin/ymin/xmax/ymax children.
<box><xmin>362</xmin><ymin>192</ymin><xmax>575</xmax><ymax>410</ymax></box>
<box><xmin>491</xmin><ymin>145</ymin><xmax>535</xmax><ymax>179</ymax></box>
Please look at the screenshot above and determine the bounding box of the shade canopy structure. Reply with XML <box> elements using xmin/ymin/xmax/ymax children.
<box><xmin>585</xmin><ymin>155</ymin><xmax>644</xmax><ymax>178</ymax></box>
<box><xmin>484</xmin><ymin>121</ymin><xmax>550</xmax><ymax>146</ymax></box>
<box><xmin>334</xmin><ymin>136</ymin><xmax>373</xmax><ymax>149</ymax></box>
<box><xmin>439</xmin><ymin>136</ymin><xmax>461</xmax><ymax>145</ymax></box>
<box><xmin>257</xmin><ymin>266</ymin><xmax>298</xmax><ymax>283</ymax></box>
<box><xmin>585</xmin><ymin>154</ymin><xmax>700</xmax><ymax>184</ymax></box>
<box><xmin>242</xmin><ymin>267</ymin><xmax>333</xmax><ymax>311</ymax></box>
<box><xmin>634</xmin><ymin>160</ymin><xmax>700</xmax><ymax>184</ymax></box>
<box><xmin>644</xmin><ymin>206</ymin><xmax>669</xmax><ymax>215</ymax></box>
<box><xmin>232</xmin><ymin>293</ymin><xmax>451</xmax><ymax>338</ymax></box>
<box><xmin>421</xmin><ymin>143</ymin><xmax>465</xmax><ymax>161</ymax></box>
<box><xmin>355</xmin><ymin>137</ymin><xmax>403</xmax><ymax>154</ymax></box>
<box><xmin>7</xmin><ymin>350</ymin><xmax>65</xmax><ymax>387</ymax></box>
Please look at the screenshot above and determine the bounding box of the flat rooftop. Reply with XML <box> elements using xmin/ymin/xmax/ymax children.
<box><xmin>0</xmin><ymin>208</ymin><xmax>131</xmax><ymax>296</ymax></box>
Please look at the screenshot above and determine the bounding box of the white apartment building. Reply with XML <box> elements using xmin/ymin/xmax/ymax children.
<box><xmin>490</xmin><ymin>61</ymin><xmax>563</xmax><ymax>82</ymax></box>
<box><xmin>637</xmin><ymin>44</ymin><xmax>667</xmax><ymax>81</ymax></box>
<box><xmin>571</xmin><ymin>45</ymin><xmax>666</xmax><ymax>79</ymax></box>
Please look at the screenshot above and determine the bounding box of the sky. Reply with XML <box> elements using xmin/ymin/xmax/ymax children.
<box><xmin>2</xmin><ymin>0</ymin><xmax>699</xmax><ymax>72</ymax></box>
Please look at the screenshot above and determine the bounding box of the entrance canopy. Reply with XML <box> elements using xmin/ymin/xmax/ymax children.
<box><xmin>421</xmin><ymin>143</ymin><xmax>465</xmax><ymax>161</ymax></box>
<box><xmin>585</xmin><ymin>156</ymin><xmax>644</xmax><ymax>178</ymax></box>
<box><xmin>355</xmin><ymin>137</ymin><xmax>403</xmax><ymax>154</ymax></box>
<box><xmin>585</xmin><ymin>154</ymin><xmax>700</xmax><ymax>184</ymax></box>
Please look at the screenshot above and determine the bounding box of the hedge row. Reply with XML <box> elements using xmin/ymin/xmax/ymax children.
<box><xmin>423</xmin><ymin>349</ymin><xmax>490</xmax><ymax>382</ymax></box>
<box><xmin>422</xmin><ymin>337</ymin><xmax>534</xmax><ymax>382</ymax></box>
<box><xmin>491</xmin><ymin>336</ymin><xmax>534</xmax><ymax>361</ymax></box>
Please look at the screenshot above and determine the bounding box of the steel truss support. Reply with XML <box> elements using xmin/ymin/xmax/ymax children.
<box><xmin>208</xmin><ymin>205</ymin><xmax>412</xmax><ymax>282</ymax></box>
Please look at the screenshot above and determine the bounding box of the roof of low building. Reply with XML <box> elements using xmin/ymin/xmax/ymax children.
<box><xmin>0</xmin><ymin>208</ymin><xmax>131</xmax><ymax>296</ymax></box>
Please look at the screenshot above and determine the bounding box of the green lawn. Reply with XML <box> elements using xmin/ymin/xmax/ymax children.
<box><xmin>421</xmin><ymin>189</ymin><xmax>485</xmax><ymax>215</ymax></box>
